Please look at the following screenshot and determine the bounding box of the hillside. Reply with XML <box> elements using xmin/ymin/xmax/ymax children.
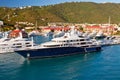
<box><xmin>0</xmin><ymin>2</ymin><xmax>120</xmax><ymax>26</ymax></box>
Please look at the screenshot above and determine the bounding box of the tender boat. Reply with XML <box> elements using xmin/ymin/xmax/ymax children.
<box><xmin>15</xmin><ymin>26</ymin><xmax>101</xmax><ymax>59</ymax></box>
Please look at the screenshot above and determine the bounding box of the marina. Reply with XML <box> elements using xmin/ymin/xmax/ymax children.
<box><xmin>0</xmin><ymin>29</ymin><xmax>120</xmax><ymax>80</ymax></box>
<box><xmin>0</xmin><ymin>26</ymin><xmax>120</xmax><ymax>55</ymax></box>
<box><xmin>1</xmin><ymin>1</ymin><xmax>120</xmax><ymax>80</ymax></box>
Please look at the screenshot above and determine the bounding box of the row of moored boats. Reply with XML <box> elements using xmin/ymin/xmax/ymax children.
<box><xmin>0</xmin><ymin>26</ymin><xmax>120</xmax><ymax>59</ymax></box>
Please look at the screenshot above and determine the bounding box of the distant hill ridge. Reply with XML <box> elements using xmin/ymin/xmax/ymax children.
<box><xmin>0</xmin><ymin>2</ymin><xmax>120</xmax><ymax>26</ymax></box>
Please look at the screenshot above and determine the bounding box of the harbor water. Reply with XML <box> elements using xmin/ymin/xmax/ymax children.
<box><xmin>0</xmin><ymin>36</ymin><xmax>120</xmax><ymax>80</ymax></box>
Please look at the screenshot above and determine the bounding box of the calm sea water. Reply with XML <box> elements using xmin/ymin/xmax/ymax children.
<box><xmin>0</xmin><ymin>36</ymin><xmax>120</xmax><ymax>80</ymax></box>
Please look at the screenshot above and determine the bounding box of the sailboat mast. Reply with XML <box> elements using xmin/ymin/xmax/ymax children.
<box><xmin>35</xmin><ymin>20</ymin><xmax>38</xmax><ymax>31</ymax></box>
<box><xmin>108</xmin><ymin>16</ymin><xmax>111</xmax><ymax>26</ymax></box>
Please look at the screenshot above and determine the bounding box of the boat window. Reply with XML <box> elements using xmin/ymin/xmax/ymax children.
<box><xmin>76</xmin><ymin>39</ymin><xmax>79</xmax><ymax>41</ymax></box>
<box><xmin>15</xmin><ymin>46</ymin><xmax>22</xmax><ymax>48</ymax></box>
<box><xmin>80</xmin><ymin>39</ymin><xmax>85</xmax><ymax>41</ymax></box>
<box><xmin>44</xmin><ymin>45</ymin><xmax>60</xmax><ymax>47</ymax></box>
<box><xmin>64</xmin><ymin>44</ymin><xmax>69</xmax><ymax>46</ymax></box>
<box><xmin>70</xmin><ymin>40</ymin><xmax>73</xmax><ymax>42</ymax></box>
<box><xmin>77</xmin><ymin>43</ymin><xmax>80</xmax><ymax>45</ymax></box>
<box><xmin>26</xmin><ymin>45</ymin><xmax>32</xmax><ymax>47</ymax></box>
<box><xmin>64</xmin><ymin>36</ymin><xmax>67</xmax><ymax>38</ymax></box>
<box><xmin>25</xmin><ymin>43</ymin><xmax>30</xmax><ymax>44</ymax></box>
<box><xmin>81</xmin><ymin>42</ymin><xmax>86</xmax><ymax>44</ymax></box>
<box><xmin>15</xmin><ymin>43</ymin><xmax>22</xmax><ymax>45</ymax></box>
<box><xmin>63</xmin><ymin>41</ymin><xmax>66</xmax><ymax>42</ymax></box>
<box><xmin>72</xmin><ymin>40</ymin><xmax>75</xmax><ymax>42</ymax></box>
<box><xmin>66</xmin><ymin>40</ymin><xmax>69</xmax><ymax>42</ymax></box>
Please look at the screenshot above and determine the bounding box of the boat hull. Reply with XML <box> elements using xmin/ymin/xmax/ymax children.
<box><xmin>15</xmin><ymin>46</ymin><xmax>101</xmax><ymax>59</ymax></box>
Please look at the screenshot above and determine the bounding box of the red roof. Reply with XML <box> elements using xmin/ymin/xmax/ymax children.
<box><xmin>86</xmin><ymin>26</ymin><xmax>101</xmax><ymax>29</ymax></box>
<box><xmin>86</xmin><ymin>25</ymin><xmax>115</xmax><ymax>29</ymax></box>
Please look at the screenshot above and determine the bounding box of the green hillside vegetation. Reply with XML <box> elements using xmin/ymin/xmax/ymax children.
<box><xmin>0</xmin><ymin>2</ymin><xmax>120</xmax><ymax>28</ymax></box>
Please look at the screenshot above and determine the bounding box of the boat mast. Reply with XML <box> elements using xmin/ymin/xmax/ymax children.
<box><xmin>108</xmin><ymin>16</ymin><xmax>111</xmax><ymax>35</ymax></box>
<box><xmin>108</xmin><ymin>16</ymin><xmax>111</xmax><ymax>26</ymax></box>
<box><xmin>35</xmin><ymin>20</ymin><xmax>38</xmax><ymax>31</ymax></box>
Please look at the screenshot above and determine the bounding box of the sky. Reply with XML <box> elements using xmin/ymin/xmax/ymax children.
<box><xmin>0</xmin><ymin>0</ymin><xmax>120</xmax><ymax>7</ymax></box>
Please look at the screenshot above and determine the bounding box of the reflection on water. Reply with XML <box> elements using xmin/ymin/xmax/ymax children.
<box><xmin>0</xmin><ymin>51</ymin><xmax>101</xmax><ymax>80</ymax></box>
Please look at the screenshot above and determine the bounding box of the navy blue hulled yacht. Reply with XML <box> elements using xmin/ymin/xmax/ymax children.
<box><xmin>15</xmin><ymin>26</ymin><xmax>101</xmax><ymax>59</ymax></box>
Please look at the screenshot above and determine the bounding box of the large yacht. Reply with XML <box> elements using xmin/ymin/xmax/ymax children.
<box><xmin>0</xmin><ymin>29</ymin><xmax>35</xmax><ymax>53</ymax></box>
<box><xmin>15</xmin><ymin>26</ymin><xmax>101</xmax><ymax>59</ymax></box>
